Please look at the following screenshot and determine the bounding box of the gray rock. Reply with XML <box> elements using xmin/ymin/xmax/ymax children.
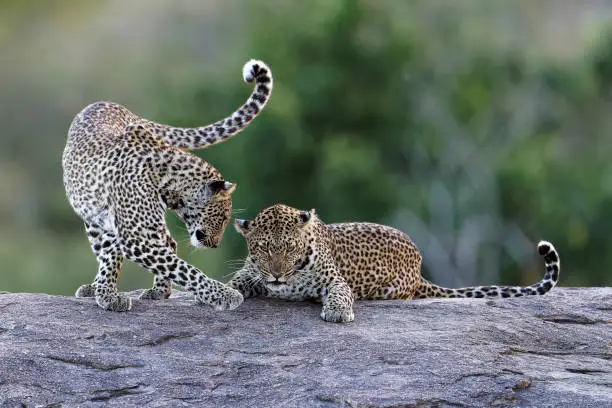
<box><xmin>0</xmin><ymin>288</ymin><xmax>610</xmax><ymax>407</ymax></box>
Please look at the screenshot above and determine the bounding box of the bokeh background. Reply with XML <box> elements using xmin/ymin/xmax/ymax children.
<box><xmin>1</xmin><ymin>0</ymin><xmax>611</xmax><ymax>295</ymax></box>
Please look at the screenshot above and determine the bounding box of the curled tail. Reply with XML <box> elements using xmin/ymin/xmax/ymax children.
<box><xmin>142</xmin><ymin>59</ymin><xmax>273</xmax><ymax>149</ymax></box>
<box><xmin>415</xmin><ymin>241</ymin><xmax>560</xmax><ymax>299</ymax></box>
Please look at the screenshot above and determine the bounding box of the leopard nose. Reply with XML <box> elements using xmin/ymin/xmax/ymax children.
<box><xmin>195</xmin><ymin>230</ymin><xmax>206</xmax><ymax>243</ymax></box>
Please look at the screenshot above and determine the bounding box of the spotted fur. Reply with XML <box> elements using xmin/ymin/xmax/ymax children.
<box><xmin>61</xmin><ymin>59</ymin><xmax>273</xmax><ymax>311</ymax></box>
<box><xmin>228</xmin><ymin>204</ymin><xmax>561</xmax><ymax>323</ymax></box>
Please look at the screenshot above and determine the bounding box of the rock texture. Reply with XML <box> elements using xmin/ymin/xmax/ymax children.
<box><xmin>0</xmin><ymin>288</ymin><xmax>610</xmax><ymax>407</ymax></box>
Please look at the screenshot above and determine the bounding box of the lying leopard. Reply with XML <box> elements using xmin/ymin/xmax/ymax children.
<box><xmin>228</xmin><ymin>204</ymin><xmax>561</xmax><ymax>323</ymax></box>
<box><xmin>62</xmin><ymin>59</ymin><xmax>272</xmax><ymax>312</ymax></box>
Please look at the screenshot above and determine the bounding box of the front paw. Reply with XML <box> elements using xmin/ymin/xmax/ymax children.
<box><xmin>96</xmin><ymin>293</ymin><xmax>132</xmax><ymax>312</ymax></box>
<box><xmin>226</xmin><ymin>280</ymin><xmax>254</xmax><ymax>299</ymax></box>
<box><xmin>198</xmin><ymin>285</ymin><xmax>244</xmax><ymax>311</ymax></box>
<box><xmin>75</xmin><ymin>284</ymin><xmax>96</xmax><ymax>298</ymax></box>
<box><xmin>139</xmin><ymin>288</ymin><xmax>171</xmax><ymax>300</ymax></box>
<box><xmin>321</xmin><ymin>305</ymin><xmax>354</xmax><ymax>323</ymax></box>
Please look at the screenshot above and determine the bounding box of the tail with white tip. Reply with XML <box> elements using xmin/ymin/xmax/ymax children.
<box><xmin>141</xmin><ymin>59</ymin><xmax>273</xmax><ymax>149</ymax></box>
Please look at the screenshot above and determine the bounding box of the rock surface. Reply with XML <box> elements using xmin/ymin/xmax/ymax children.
<box><xmin>0</xmin><ymin>288</ymin><xmax>610</xmax><ymax>407</ymax></box>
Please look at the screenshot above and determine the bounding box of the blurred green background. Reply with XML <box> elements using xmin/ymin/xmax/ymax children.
<box><xmin>1</xmin><ymin>0</ymin><xmax>611</xmax><ymax>295</ymax></box>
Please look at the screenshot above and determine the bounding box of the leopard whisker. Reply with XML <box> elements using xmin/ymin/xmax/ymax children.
<box><xmin>246</xmin><ymin>275</ymin><xmax>264</xmax><ymax>289</ymax></box>
<box><xmin>221</xmin><ymin>269</ymin><xmax>241</xmax><ymax>279</ymax></box>
<box><xmin>223</xmin><ymin>258</ymin><xmax>246</xmax><ymax>265</ymax></box>
<box><xmin>231</xmin><ymin>208</ymin><xmax>248</xmax><ymax>216</ymax></box>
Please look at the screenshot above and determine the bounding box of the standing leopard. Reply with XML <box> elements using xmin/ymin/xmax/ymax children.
<box><xmin>62</xmin><ymin>59</ymin><xmax>273</xmax><ymax>312</ymax></box>
<box><xmin>228</xmin><ymin>204</ymin><xmax>561</xmax><ymax>323</ymax></box>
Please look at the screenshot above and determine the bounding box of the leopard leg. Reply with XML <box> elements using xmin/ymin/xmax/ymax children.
<box><xmin>77</xmin><ymin>223</ymin><xmax>131</xmax><ymax>312</ymax></box>
<box><xmin>365</xmin><ymin>273</ymin><xmax>419</xmax><ymax>300</ymax></box>
<box><xmin>122</xmin><ymin>233</ymin><xmax>243</xmax><ymax>311</ymax></box>
<box><xmin>320</xmin><ymin>276</ymin><xmax>355</xmax><ymax>323</ymax></box>
<box><xmin>139</xmin><ymin>274</ymin><xmax>173</xmax><ymax>300</ymax></box>
<box><xmin>74</xmin><ymin>223</ymin><xmax>100</xmax><ymax>298</ymax></box>
<box><xmin>139</xmin><ymin>234</ymin><xmax>175</xmax><ymax>300</ymax></box>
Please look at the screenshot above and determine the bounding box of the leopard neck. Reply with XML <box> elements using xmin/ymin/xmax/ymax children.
<box><xmin>154</xmin><ymin>146</ymin><xmax>222</xmax><ymax>196</ymax></box>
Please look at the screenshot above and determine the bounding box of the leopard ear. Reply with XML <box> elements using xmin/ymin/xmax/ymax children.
<box><xmin>299</xmin><ymin>208</ymin><xmax>316</xmax><ymax>226</ymax></box>
<box><xmin>205</xmin><ymin>180</ymin><xmax>236</xmax><ymax>199</ymax></box>
<box><xmin>223</xmin><ymin>181</ymin><xmax>237</xmax><ymax>195</ymax></box>
<box><xmin>234</xmin><ymin>219</ymin><xmax>252</xmax><ymax>237</ymax></box>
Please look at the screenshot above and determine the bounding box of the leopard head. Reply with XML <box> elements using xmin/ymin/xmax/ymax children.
<box><xmin>163</xmin><ymin>179</ymin><xmax>236</xmax><ymax>249</ymax></box>
<box><xmin>235</xmin><ymin>204</ymin><xmax>316</xmax><ymax>284</ymax></box>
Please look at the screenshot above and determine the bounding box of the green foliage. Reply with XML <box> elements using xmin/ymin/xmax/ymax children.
<box><xmin>2</xmin><ymin>1</ymin><xmax>611</xmax><ymax>295</ymax></box>
<box><xmin>160</xmin><ymin>0</ymin><xmax>612</xmax><ymax>287</ymax></box>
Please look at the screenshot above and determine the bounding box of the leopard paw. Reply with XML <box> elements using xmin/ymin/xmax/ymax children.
<box><xmin>139</xmin><ymin>288</ymin><xmax>171</xmax><ymax>300</ymax></box>
<box><xmin>96</xmin><ymin>293</ymin><xmax>132</xmax><ymax>312</ymax></box>
<box><xmin>75</xmin><ymin>284</ymin><xmax>96</xmax><ymax>298</ymax></box>
<box><xmin>320</xmin><ymin>305</ymin><xmax>354</xmax><ymax>323</ymax></box>
<box><xmin>198</xmin><ymin>285</ymin><xmax>244</xmax><ymax>311</ymax></box>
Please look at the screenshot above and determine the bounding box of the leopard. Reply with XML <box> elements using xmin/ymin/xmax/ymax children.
<box><xmin>61</xmin><ymin>59</ymin><xmax>273</xmax><ymax>312</ymax></box>
<box><xmin>228</xmin><ymin>203</ymin><xmax>561</xmax><ymax>323</ymax></box>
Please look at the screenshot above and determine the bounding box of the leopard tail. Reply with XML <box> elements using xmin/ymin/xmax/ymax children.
<box><xmin>414</xmin><ymin>241</ymin><xmax>560</xmax><ymax>299</ymax></box>
<box><xmin>141</xmin><ymin>59</ymin><xmax>273</xmax><ymax>149</ymax></box>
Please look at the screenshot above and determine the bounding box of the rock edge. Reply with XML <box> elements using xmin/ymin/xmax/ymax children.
<box><xmin>0</xmin><ymin>288</ymin><xmax>610</xmax><ymax>407</ymax></box>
